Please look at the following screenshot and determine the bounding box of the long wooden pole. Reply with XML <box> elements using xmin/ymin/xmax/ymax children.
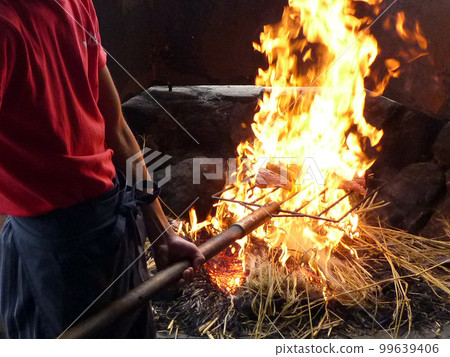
<box><xmin>60</xmin><ymin>202</ymin><xmax>280</xmax><ymax>339</ymax></box>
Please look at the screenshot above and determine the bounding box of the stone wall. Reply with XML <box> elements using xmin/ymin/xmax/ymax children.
<box><xmin>93</xmin><ymin>0</ymin><xmax>449</xmax><ymax>115</ymax></box>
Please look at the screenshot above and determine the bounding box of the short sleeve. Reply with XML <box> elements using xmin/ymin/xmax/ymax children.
<box><xmin>94</xmin><ymin>21</ymin><xmax>107</xmax><ymax>70</ymax></box>
<box><xmin>0</xmin><ymin>22</ymin><xmax>17</xmax><ymax>109</ymax></box>
<box><xmin>98</xmin><ymin>42</ymin><xmax>107</xmax><ymax>70</ymax></box>
<box><xmin>85</xmin><ymin>0</ymin><xmax>107</xmax><ymax>69</ymax></box>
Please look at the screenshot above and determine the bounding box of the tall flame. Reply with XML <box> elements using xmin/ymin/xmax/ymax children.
<box><xmin>189</xmin><ymin>0</ymin><xmax>428</xmax><ymax>293</ymax></box>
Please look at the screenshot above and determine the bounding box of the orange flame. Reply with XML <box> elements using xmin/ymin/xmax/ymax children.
<box><xmin>395</xmin><ymin>12</ymin><xmax>427</xmax><ymax>51</ymax></box>
<box><xmin>374</xmin><ymin>11</ymin><xmax>429</xmax><ymax>94</ymax></box>
<box><xmin>189</xmin><ymin>1</ymin><xmax>429</xmax><ymax>294</ymax></box>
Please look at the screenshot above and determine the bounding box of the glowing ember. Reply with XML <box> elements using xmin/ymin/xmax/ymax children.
<box><xmin>189</xmin><ymin>0</ymin><xmax>429</xmax><ymax>294</ymax></box>
<box><xmin>206</xmin><ymin>246</ymin><xmax>247</xmax><ymax>294</ymax></box>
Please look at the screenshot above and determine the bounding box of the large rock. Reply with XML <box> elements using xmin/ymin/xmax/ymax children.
<box><xmin>122</xmin><ymin>86</ymin><xmax>263</xmax><ymax>163</ymax></box>
<box><xmin>363</xmin><ymin>91</ymin><xmax>404</xmax><ymax>129</ymax></box>
<box><xmin>369</xmin><ymin>110</ymin><xmax>444</xmax><ymax>180</ymax></box>
<box><xmin>421</xmin><ymin>196</ymin><xmax>450</xmax><ymax>239</ymax></box>
<box><xmin>433</xmin><ymin>122</ymin><xmax>450</xmax><ymax>167</ymax></box>
<box><xmin>446</xmin><ymin>169</ymin><xmax>450</xmax><ymax>192</ymax></box>
<box><xmin>373</xmin><ymin>162</ymin><xmax>446</xmax><ymax>233</ymax></box>
<box><xmin>421</xmin><ymin>169</ymin><xmax>450</xmax><ymax>238</ymax></box>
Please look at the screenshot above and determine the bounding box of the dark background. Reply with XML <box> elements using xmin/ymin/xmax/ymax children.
<box><xmin>92</xmin><ymin>0</ymin><xmax>449</xmax><ymax>117</ymax></box>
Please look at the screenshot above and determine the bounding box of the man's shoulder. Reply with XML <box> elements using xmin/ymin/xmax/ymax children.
<box><xmin>0</xmin><ymin>2</ymin><xmax>21</xmax><ymax>36</ymax></box>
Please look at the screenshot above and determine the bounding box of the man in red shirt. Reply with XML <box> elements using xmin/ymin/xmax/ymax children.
<box><xmin>0</xmin><ymin>0</ymin><xmax>204</xmax><ymax>338</ymax></box>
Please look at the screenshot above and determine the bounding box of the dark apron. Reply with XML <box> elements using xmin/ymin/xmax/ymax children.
<box><xmin>0</xmin><ymin>173</ymin><xmax>159</xmax><ymax>338</ymax></box>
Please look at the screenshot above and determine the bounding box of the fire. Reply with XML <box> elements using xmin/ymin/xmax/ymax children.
<box><xmin>188</xmin><ymin>0</ymin><xmax>429</xmax><ymax>293</ymax></box>
<box><xmin>373</xmin><ymin>11</ymin><xmax>429</xmax><ymax>94</ymax></box>
<box><xmin>205</xmin><ymin>251</ymin><xmax>247</xmax><ymax>294</ymax></box>
<box><xmin>394</xmin><ymin>12</ymin><xmax>427</xmax><ymax>51</ymax></box>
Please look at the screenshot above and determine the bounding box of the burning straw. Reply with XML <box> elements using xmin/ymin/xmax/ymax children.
<box><xmin>152</xmin><ymin>202</ymin><xmax>450</xmax><ymax>339</ymax></box>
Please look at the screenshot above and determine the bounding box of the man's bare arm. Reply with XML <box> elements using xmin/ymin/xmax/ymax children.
<box><xmin>98</xmin><ymin>66</ymin><xmax>204</xmax><ymax>281</ymax></box>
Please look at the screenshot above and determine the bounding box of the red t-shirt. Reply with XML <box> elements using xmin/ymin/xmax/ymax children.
<box><xmin>0</xmin><ymin>0</ymin><xmax>116</xmax><ymax>217</ymax></box>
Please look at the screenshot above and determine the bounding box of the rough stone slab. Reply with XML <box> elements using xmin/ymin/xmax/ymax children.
<box><xmin>363</xmin><ymin>91</ymin><xmax>404</xmax><ymax>129</ymax></box>
<box><xmin>447</xmin><ymin>169</ymin><xmax>450</xmax><ymax>192</ymax></box>
<box><xmin>369</xmin><ymin>110</ymin><xmax>444</xmax><ymax>180</ymax></box>
<box><xmin>122</xmin><ymin>86</ymin><xmax>264</xmax><ymax>163</ymax></box>
<box><xmin>421</xmin><ymin>195</ymin><xmax>450</xmax><ymax>239</ymax></box>
<box><xmin>421</xmin><ymin>169</ymin><xmax>450</xmax><ymax>238</ymax></box>
<box><xmin>373</xmin><ymin>162</ymin><xmax>446</xmax><ymax>233</ymax></box>
<box><xmin>433</xmin><ymin>122</ymin><xmax>450</xmax><ymax>167</ymax></box>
